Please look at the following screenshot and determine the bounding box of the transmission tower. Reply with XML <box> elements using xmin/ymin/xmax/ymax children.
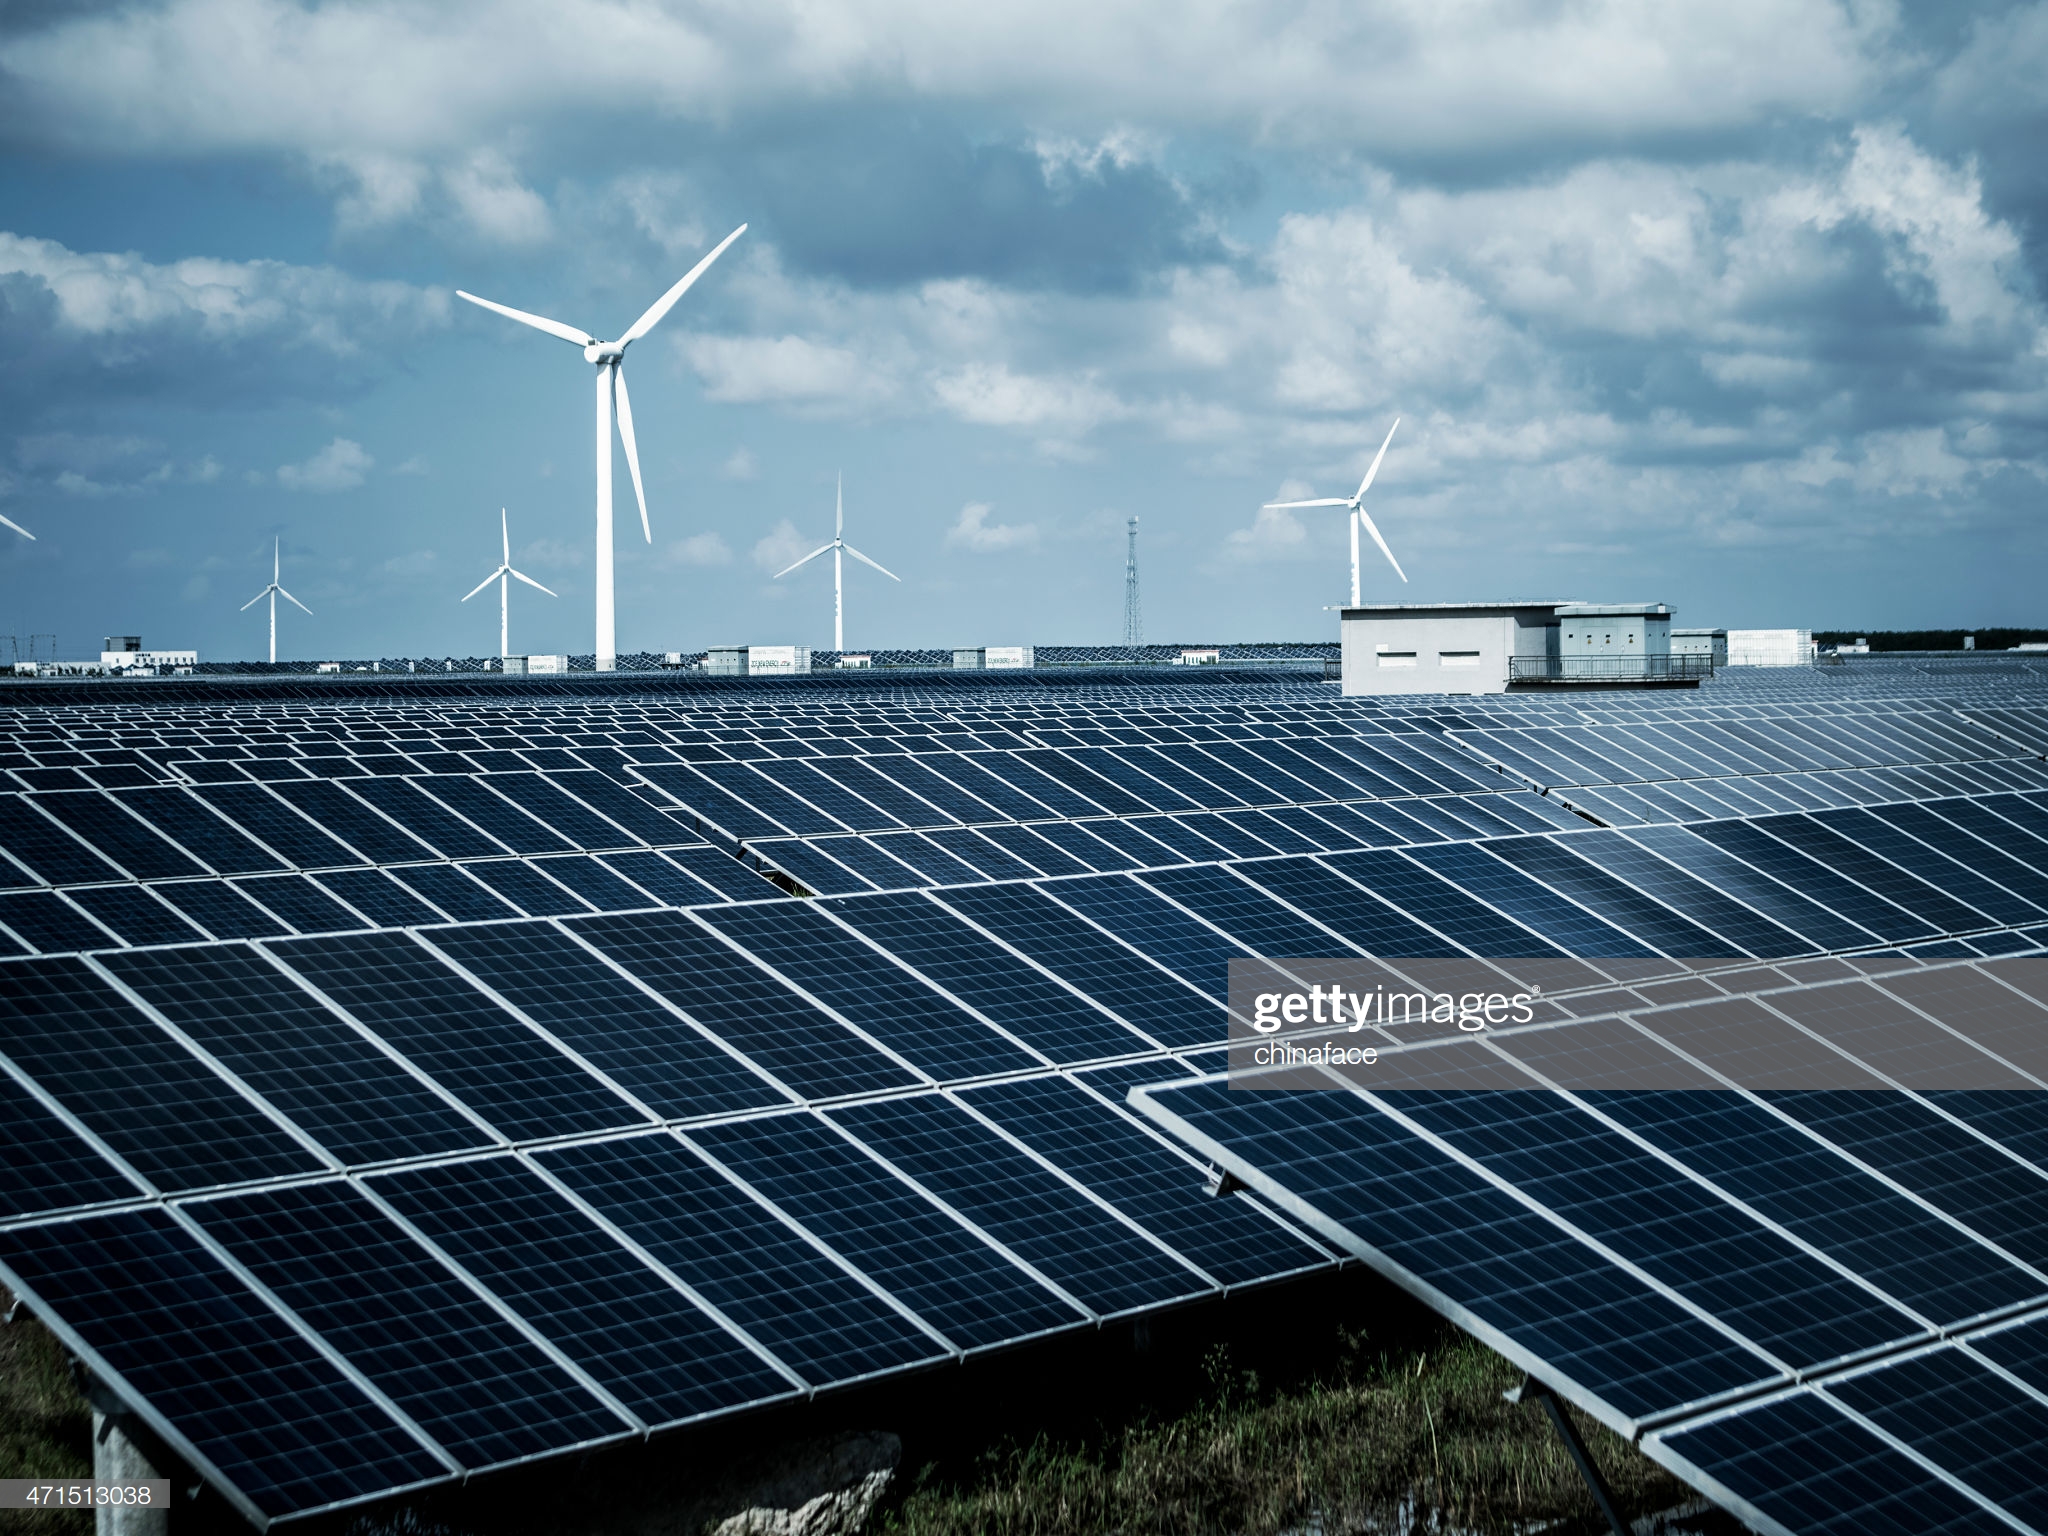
<box><xmin>1122</xmin><ymin>516</ymin><xmax>1143</xmax><ymax>647</ymax></box>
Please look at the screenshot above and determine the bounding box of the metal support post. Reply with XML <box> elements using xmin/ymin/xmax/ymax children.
<box><xmin>1506</xmin><ymin>1375</ymin><xmax>1630</xmax><ymax>1536</ymax></box>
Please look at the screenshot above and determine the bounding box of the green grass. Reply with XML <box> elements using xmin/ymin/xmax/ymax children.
<box><xmin>879</xmin><ymin>1331</ymin><xmax>1690</xmax><ymax>1536</ymax></box>
<box><xmin>0</xmin><ymin>1293</ymin><xmax>92</xmax><ymax>1536</ymax></box>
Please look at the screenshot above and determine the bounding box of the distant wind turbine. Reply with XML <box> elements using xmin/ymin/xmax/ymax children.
<box><xmin>774</xmin><ymin>473</ymin><xmax>899</xmax><ymax>653</ymax></box>
<box><xmin>0</xmin><ymin>513</ymin><xmax>33</xmax><ymax>540</ymax></box>
<box><xmin>1264</xmin><ymin>417</ymin><xmax>1404</xmax><ymax>606</ymax></box>
<box><xmin>241</xmin><ymin>538</ymin><xmax>310</xmax><ymax>664</ymax></box>
<box><xmin>462</xmin><ymin>508</ymin><xmax>556</xmax><ymax>659</ymax></box>
<box><xmin>455</xmin><ymin>224</ymin><xmax>747</xmax><ymax>671</ymax></box>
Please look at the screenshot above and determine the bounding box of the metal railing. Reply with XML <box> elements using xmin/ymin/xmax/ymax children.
<box><xmin>1508</xmin><ymin>654</ymin><xmax>1715</xmax><ymax>684</ymax></box>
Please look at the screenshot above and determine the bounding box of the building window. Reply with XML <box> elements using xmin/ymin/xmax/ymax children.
<box><xmin>1377</xmin><ymin>652</ymin><xmax>1417</xmax><ymax>668</ymax></box>
<box><xmin>1439</xmin><ymin>651</ymin><xmax>1481</xmax><ymax>667</ymax></box>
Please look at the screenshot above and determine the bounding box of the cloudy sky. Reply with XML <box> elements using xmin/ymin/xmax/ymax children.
<box><xmin>1</xmin><ymin>0</ymin><xmax>2044</xmax><ymax>660</ymax></box>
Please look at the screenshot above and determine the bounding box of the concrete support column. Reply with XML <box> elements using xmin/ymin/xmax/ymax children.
<box><xmin>92</xmin><ymin>1412</ymin><xmax>168</xmax><ymax>1536</ymax></box>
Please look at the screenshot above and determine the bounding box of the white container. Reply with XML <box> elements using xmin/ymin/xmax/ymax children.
<box><xmin>747</xmin><ymin>645</ymin><xmax>811</xmax><ymax>676</ymax></box>
<box><xmin>1726</xmin><ymin>629</ymin><xmax>1814</xmax><ymax>666</ymax></box>
<box><xmin>955</xmin><ymin>646</ymin><xmax>1034</xmax><ymax>669</ymax></box>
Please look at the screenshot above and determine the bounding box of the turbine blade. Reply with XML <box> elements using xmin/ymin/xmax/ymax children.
<box><xmin>1263</xmin><ymin>498</ymin><xmax>1349</xmax><ymax>509</ymax></box>
<box><xmin>619</xmin><ymin>223</ymin><xmax>748</xmax><ymax>344</ymax></box>
<box><xmin>508</xmin><ymin>568</ymin><xmax>557</xmax><ymax>596</ymax></box>
<box><xmin>0</xmin><ymin>512</ymin><xmax>35</xmax><ymax>540</ymax></box>
<box><xmin>1357</xmin><ymin>507</ymin><xmax>1408</xmax><ymax>583</ymax></box>
<box><xmin>455</xmin><ymin>290</ymin><xmax>594</xmax><ymax>347</ymax></box>
<box><xmin>461</xmin><ymin>570</ymin><xmax>503</xmax><ymax>602</ymax></box>
<box><xmin>501</xmin><ymin>507</ymin><xmax>510</xmax><ymax>564</ymax></box>
<box><xmin>278</xmin><ymin>587</ymin><xmax>313</xmax><ymax>615</ymax></box>
<box><xmin>612</xmin><ymin>363</ymin><xmax>650</xmax><ymax>542</ymax></box>
<box><xmin>1353</xmin><ymin>416</ymin><xmax>1400</xmax><ymax>502</ymax></box>
<box><xmin>836</xmin><ymin>471</ymin><xmax>843</xmax><ymax>536</ymax></box>
<box><xmin>844</xmin><ymin>544</ymin><xmax>900</xmax><ymax>581</ymax></box>
<box><xmin>773</xmin><ymin>544</ymin><xmax>833</xmax><ymax>579</ymax></box>
<box><xmin>240</xmin><ymin>588</ymin><xmax>269</xmax><ymax>611</ymax></box>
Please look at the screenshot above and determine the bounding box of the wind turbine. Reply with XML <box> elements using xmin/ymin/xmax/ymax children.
<box><xmin>1264</xmin><ymin>417</ymin><xmax>1405</xmax><ymax>606</ymax></box>
<box><xmin>774</xmin><ymin>473</ymin><xmax>899</xmax><ymax>653</ymax></box>
<box><xmin>461</xmin><ymin>508</ymin><xmax>556</xmax><ymax>659</ymax></box>
<box><xmin>456</xmin><ymin>224</ymin><xmax>747</xmax><ymax>671</ymax></box>
<box><xmin>240</xmin><ymin>538</ymin><xmax>310</xmax><ymax>664</ymax></box>
<box><xmin>0</xmin><ymin>514</ymin><xmax>34</xmax><ymax>541</ymax></box>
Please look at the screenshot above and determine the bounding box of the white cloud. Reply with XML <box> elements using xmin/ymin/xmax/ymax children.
<box><xmin>0</xmin><ymin>0</ymin><xmax>1890</xmax><ymax>168</ymax></box>
<box><xmin>54</xmin><ymin>470</ymin><xmax>142</xmax><ymax>499</ymax></box>
<box><xmin>682</xmin><ymin>334</ymin><xmax>891</xmax><ymax>408</ymax></box>
<box><xmin>0</xmin><ymin>231</ymin><xmax>447</xmax><ymax>348</ymax></box>
<box><xmin>663</xmin><ymin>531</ymin><xmax>733</xmax><ymax>567</ymax></box>
<box><xmin>442</xmin><ymin>150</ymin><xmax>553</xmax><ymax>246</ymax></box>
<box><xmin>517</xmin><ymin>537</ymin><xmax>584</xmax><ymax>569</ymax></box>
<box><xmin>278</xmin><ymin>437</ymin><xmax>372</xmax><ymax>492</ymax></box>
<box><xmin>945</xmin><ymin>502</ymin><xmax>1038</xmax><ymax>552</ymax></box>
<box><xmin>380</xmin><ymin>548</ymin><xmax>438</xmax><ymax>579</ymax></box>
<box><xmin>753</xmin><ymin>518</ymin><xmax>815</xmax><ymax>572</ymax></box>
<box><xmin>720</xmin><ymin>447</ymin><xmax>758</xmax><ymax>480</ymax></box>
<box><xmin>1219</xmin><ymin>505</ymin><xmax>1314</xmax><ymax>563</ymax></box>
<box><xmin>931</xmin><ymin>364</ymin><xmax>1125</xmax><ymax>433</ymax></box>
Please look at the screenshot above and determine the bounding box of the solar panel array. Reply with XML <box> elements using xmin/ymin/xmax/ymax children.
<box><xmin>2</xmin><ymin>668</ymin><xmax>2047</xmax><ymax>1531</ymax></box>
<box><xmin>1134</xmin><ymin>953</ymin><xmax>2048</xmax><ymax>1536</ymax></box>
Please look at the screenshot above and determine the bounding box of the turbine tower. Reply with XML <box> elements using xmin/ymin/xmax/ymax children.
<box><xmin>1122</xmin><ymin>515</ymin><xmax>1142</xmax><ymax>646</ymax></box>
<box><xmin>456</xmin><ymin>223</ymin><xmax>746</xmax><ymax>671</ymax></box>
<box><xmin>461</xmin><ymin>509</ymin><xmax>557</xmax><ymax>660</ymax></box>
<box><xmin>774</xmin><ymin>473</ymin><xmax>899</xmax><ymax>653</ymax></box>
<box><xmin>0</xmin><ymin>514</ymin><xmax>34</xmax><ymax>541</ymax></box>
<box><xmin>240</xmin><ymin>538</ymin><xmax>310</xmax><ymax>665</ymax></box>
<box><xmin>1264</xmin><ymin>417</ymin><xmax>1405</xmax><ymax>606</ymax></box>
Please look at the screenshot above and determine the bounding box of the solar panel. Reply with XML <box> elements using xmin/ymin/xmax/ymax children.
<box><xmin>8</xmin><ymin>668</ymin><xmax>2048</xmax><ymax>1532</ymax></box>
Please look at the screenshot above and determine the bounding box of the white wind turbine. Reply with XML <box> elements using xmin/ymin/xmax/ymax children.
<box><xmin>456</xmin><ymin>224</ymin><xmax>747</xmax><ymax>671</ymax></box>
<box><xmin>774</xmin><ymin>473</ymin><xmax>899</xmax><ymax>653</ymax></box>
<box><xmin>1264</xmin><ymin>417</ymin><xmax>1405</xmax><ymax>606</ymax></box>
<box><xmin>461</xmin><ymin>508</ymin><xmax>557</xmax><ymax>660</ymax></box>
<box><xmin>0</xmin><ymin>514</ymin><xmax>34</xmax><ymax>541</ymax></box>
<box><xmin>241</xmin><ymin>538</ymin><xmax>310</xmax><ymax>664</ymax></box>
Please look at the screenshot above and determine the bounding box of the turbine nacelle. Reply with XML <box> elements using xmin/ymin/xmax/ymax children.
<box><xmin>582</xmin><ymin>342</ymin><xmax>625</xmax><ymax>365</ymax></box>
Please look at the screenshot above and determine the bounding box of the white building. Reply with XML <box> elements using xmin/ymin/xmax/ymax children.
<box><xmin>1338</xmin><ymin>601</ymin><xmax>1696</xmax><ymax>695</ymax></box>
<box><xmin>706</xmin><ymin>645</ymin><xmax>812</xmax><ymax>676</ymax></box>
<box><xmin>1339</xmin><ymin>602</ymin><xmax>1573</xmax><ymax>695</ymax></box>
<box><xmin>1672</xmin><ymin>628</ymin><xmax>1728</xmax><ymax>665</ymax></box>
<box><xmin>954</xmin><ymin>646</ymin><xmax>1034</xmax><ymax>669</ymax></box>
<box><xmin>1727</xmin><ymin>629</ymin><xmax>1815</xmax><ymax>666</ymax></box>
<box><xmin>100</xmin><ymin>636</ymin><xmax>197</xmax><ymax>672</ymax></box>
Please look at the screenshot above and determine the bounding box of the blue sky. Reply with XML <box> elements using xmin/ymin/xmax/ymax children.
<box><xmin>1</xmin><ymin>1</ymin><xmax>2044</xmax><ymax>661</ymax></box>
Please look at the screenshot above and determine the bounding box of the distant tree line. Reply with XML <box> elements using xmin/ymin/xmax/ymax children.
<box><xmin>1814</xmin><ymin>629</ymin><xmax>2048</xmax><ymax>651</ymax></box>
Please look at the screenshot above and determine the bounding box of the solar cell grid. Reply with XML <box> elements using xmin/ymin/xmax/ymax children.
<box><xmin>185</xmin><ymin>1180</ymin><xmax>630</xmax><ymax>1465</ymax></box>
<box><xmin>0</xmin><ymin>955</ymin><xmax>325</xmax><ymax>1190</ymax></box>
<box><xmin>826</xmin><ymin>1093</ymin><xmax>1210</xmax><ymax>1317</ymax></box>
<box><xmin>535</xmin><ymin>1133</ymin><xmax>948</xmax><ymax>1383</ymax></box>
<box><xmin>418</xmin><ymin>922</ymin><xmax>785</xmax><ymax>1120</ymax></box>
<box><xmin>568</xmin><ymin>909</ymin><xmax>920</xmax><ymax>1099</ymax></box>
<box><xmin>268</xmin><ymin>780</ymin><xmax>441</xmax><ymax>865</ymax></box>
<box><xmin>367</xmin><ymin>1156</ymin><xmax>795</xmax><ymax>1425</ymax></box>
<box><xmin>268</xmin><ymin>931</ymin><xmax>650</xmax><ymax>1142</ymax></box>
<box><xmin>99</xmin><ymin>944</ymin><xmax>490</xmax><ymax>1167</ymax></box>
<box><xmin>698</xmin><ymin>902</ymin><xmax>1044</xmax><ymax>1080</ymax></box>
<box><xmin>387</xmin><ymin>863</ymin><xmax>521</xmax><ymax>923</ymax></box>
<box><xmin>194</xmin><ymin>783</ymin><xmax>367</xmax><ymax>870</ymax></box>
<box><xmin>414</xmin><ymin>778</ymin><xmax>579</xmax><ymax>855</ymax></box>
<box><xmin>0</xmin><ymin>1207</ymin><xmax>452</xmax><ymax>1520</ymax></box>
<box><xmin>685</xmin><ymin>1112</ymin><xmax>1086</xmax><ymax>1348</ymax></box>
